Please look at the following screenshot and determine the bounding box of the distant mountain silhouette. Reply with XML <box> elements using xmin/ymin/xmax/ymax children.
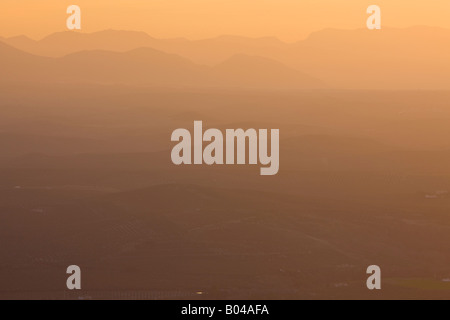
<box><xmin>2</xmin><ymin>26</ymin><xmax>450</xmax><ymax>89</ymax></box>
<box><xmin>39</xmin><ymin>30</ymin><xmax>165</xmax><ymax>56</ymax></box>
<box><xmin>166</xmin><ymin>35</ymin><xmax>288</xmax><ymax>65</ymax></box>
<box><xmin>56</xmin><ymin>47</ymin><xmax>212</xmax><ymax>86</ymax></box>
<box><xmin>0</xmin><ymin>42</ymin><xmax>321</xmax><ymax>89</ymax></box>
<box><xmin>214</xmin><ymin>54</ymin><xmax>324</xmax><ymax>89</ymax></box>
<box><xmin>0</xmin><ymin>41</ymin><xmax>53</xmax><ymax>82</ymax></box>
<box><xmin>0</xmin><ymin>30</ymin><xmax>160</xmax><ymax>57</ymax></box>
<box><xmin>2</xmin><ymin>30</ymin><xmax>288</xmax><ymax>64</ymax></box>
<box><xmin>285</xmin><ymin>26</ymin><xmax>450</xmax><ymax>89</ymax></box>
<box><xmin>4</xmin><ymin>35</ymin><xmax>37</xmax><ymax>51</ymax></box>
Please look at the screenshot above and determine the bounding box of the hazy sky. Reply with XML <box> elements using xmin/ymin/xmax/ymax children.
<box><xmin>1</xmin><ymin>0</ymin><xmax>450</xmax><ymax>41</ymax></box>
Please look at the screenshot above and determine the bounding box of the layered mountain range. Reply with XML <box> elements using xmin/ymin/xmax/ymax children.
<box><xmin>2</xmin><ymin>26</ymin><xmax>450</xmax><ymax>89</ymax></box>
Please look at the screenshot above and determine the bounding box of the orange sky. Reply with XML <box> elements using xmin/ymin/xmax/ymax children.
<box><xmin>1</xmin><ymin>0</ymin><xmax>450</xmax><ymax>41</ymax></box>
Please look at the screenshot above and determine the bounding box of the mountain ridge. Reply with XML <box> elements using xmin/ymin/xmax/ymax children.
<box><xmin>0</xmin><ymin>41</ymin><xmax>322</xmax><ymax>90</ymax></box>
<box><xmin>2</xmin><ymin>26</ymin><xmax>450</xmax><ymax>89</ymax></box>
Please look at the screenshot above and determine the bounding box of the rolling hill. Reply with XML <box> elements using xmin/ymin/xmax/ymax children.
<box><xmin>0</xmin><ymin>41</ymin><xmax>323</xmax><ymax>89</ymax></box>
<box><xmin>1</xmin><ymin>30</ymin><xmax>288</xmax><ymax>64</ymax></box>
<box><xmin>4</xmin><ymin>26</ymin><xmax>450</xmax><ymax>89</ymax></box>
<box><xmin>213</xmin><ymin>54</ymin><xmax>324</xmax><ymax>89</ymax></box>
